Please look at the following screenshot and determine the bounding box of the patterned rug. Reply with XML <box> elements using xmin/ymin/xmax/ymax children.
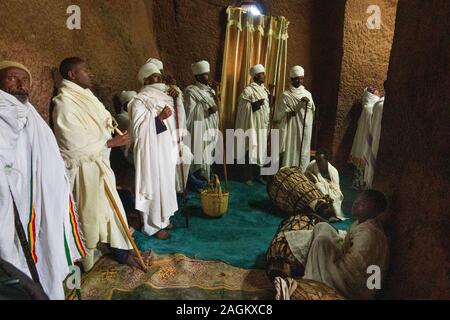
<box><xmin>66</xmin><ymin>252</ymin><xmax>275</xmax><ymax>300</ymax></box>
<box><xmin>66</xmin><ymin>252</ymin><xmax>344</xmax><ymax>300</ymax></box>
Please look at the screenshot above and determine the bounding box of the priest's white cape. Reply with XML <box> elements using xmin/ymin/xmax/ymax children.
<box><xmin>303</xmin><ymin>220</ymin><xmax>389</xmax><ymax>299</ymax></box>
<box><xmin>52</xmin><ymin>80</ymin><xmax>133</xmax><ymax>263</ymax></box>
<box><xmin>184</xmin><ymin>82</ymin><xmax>219</xmax><ymax>180</ymax></box>
<box><xmin>129</xmin><ymin>83</ymin><xmax>181</xmax><ymax>236</ymax></box>
<box><xmin>235</xmin><ymin>82</ymin><xmax>270</xmax><ymax>167</ymax></box>
<box><xmin>349</xmin><ymin>89</ymin><xmax>380</xmax><ymax>167</ymax></box>
<box><xmin>0</xmin><ymin>89</ymin><xmax>85</xmax><ymax>300</ymax></box>
<box><xmin>363</xmin><ymin>97</ymin><xmax>385</xmax><ymax>187</ymax></box>
<box><xmin>305</xmin><ymin>160</ymin><xmax>345</xmax><ymax>219</ymax></box>
<box><xmin>275</xmin><ymin>85</ymin><xmax>315</xmax><ymax>172</ymax></box>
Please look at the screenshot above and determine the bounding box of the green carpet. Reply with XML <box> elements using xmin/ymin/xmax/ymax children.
<box><xmin>135</xmin><ymin>173</ymin><xmax>357</xmax><ymax>270</ymax></box>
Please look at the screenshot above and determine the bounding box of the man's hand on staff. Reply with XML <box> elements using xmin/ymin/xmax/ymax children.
<box><xmin>167</xmin><ymin>85</ymin><xmax>179</xmax><ymax>98</ymax></box>
<box><xmin>107</xmin><ymin>132</ymin><xmax>130</xmax><ymax>148</ymax></box>
<box><xmin>301</xmin><ymin>96</ymin><xmax>310</xmax><ymax>105</ymax></box>
<box><xmin>159</xmin><ymin>106</ymin><xmax>173</xmax><ymax>121</ymax></box>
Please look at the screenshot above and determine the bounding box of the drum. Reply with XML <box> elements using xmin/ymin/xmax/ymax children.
<box><xmin>267</xmin><ymin>166</ymin><xmax>332</xmax><ymax>217</ymax></box>
<box><xmin>266</xmin><ymin>214</ymin><xmax>317</xmax><ymax>280</ymax></box>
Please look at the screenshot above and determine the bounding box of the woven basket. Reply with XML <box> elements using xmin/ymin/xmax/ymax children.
<box><xmin>200</xmin><ymin>174</ymin><xmax>229</xmax><ymax>218</ymax></box>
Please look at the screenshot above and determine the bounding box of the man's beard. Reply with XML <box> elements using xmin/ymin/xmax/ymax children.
<box><xmin>8</xmin><ymin>89</ymin><xmax>29</xmax><ymax>103</ymax></box>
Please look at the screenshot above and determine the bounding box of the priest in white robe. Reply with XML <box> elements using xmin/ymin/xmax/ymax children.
<box><xmin>147</xmin><ymin>57</ymin><xmax>192</xmax><ymax>193</ymax></box>
<box><xmin>276</xmin><ymin>65</ymin><xmax>315</xmax><ymax>172</ymax></box>
<box><xmin>184</xmin><ymin>60</ymin><xmax>219</xmax><ymax>181</ymax></box>
<box><xmin>305</xmin><ymin>148</ymin><xmax>345</xmax><ymax>219</ymax></box>
<box><xmin>52</xmin><ymin>57</ymin><xmax>137</xmax><ymax>272</ymax></box>
<box><xmin>129</xmin><ymin>61</ymin><xmax>179</xmax><ymax>240</ymax></box>
<box><xmin>0</xmin><ymin>61</ymin><xmax>85</xmax><ymax>299</ymax></box>
<box><xmin>235</xmin><ymin>64</ymin><xmax>270</xmax><ymax>185</ymax></box>
<box><xmin>302</xmin><ymin>190</ymin><xmax>389</xmax><ymax>299</ymax></box>
<box><xmin>363</xmin><ymin>90</ymin><xmax>385</xmax><ymax>188</ymax></box>
<box><xmin>349</xmin><ymin>86</ymin><xmax>380</xmax><ymax>189</ymax></box>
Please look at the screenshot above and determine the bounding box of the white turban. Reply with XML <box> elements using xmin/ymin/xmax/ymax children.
<box><xmin>119</xmin><ymin>91</ymin><xmax>137</xmax><ymax>105</ymax></box>
<box><xmin>191</xmin><ymin>60</ymin><xmax>210</xmax><ymax>75</ymax></box>
<box><xmin>0</xmin><ymin>60</ymin><xmax>32</xmax><ymax>84</ymax></box>
<box><xmin>146</xmin><ymin>58</ymin><xmax>163</xmax><ymax>71</ymax></box>
<box><xmin>250</xmin><ymin>64</ymin><xmax>265</xmax><ymax>77</ymax></box>
<box><xmin>138</xmin><ymin>62</ymin><xmax>161</xmax><ymax>84</ymax></box>
<box><xmin>290</xmin><ymin>65</ymin><xmax>305</xmax><ymax>78</ymax></box>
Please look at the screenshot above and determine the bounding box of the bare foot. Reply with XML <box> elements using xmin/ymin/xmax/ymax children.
<box><xmin>153</xmin><ymin>229</ymin><xmax>171</xmax><ymax>240</ymax></box>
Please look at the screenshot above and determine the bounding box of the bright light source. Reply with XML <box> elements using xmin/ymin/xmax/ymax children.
<box><xmin>237</xmin><ymin>1</ymin><xmax>263</xmax><ymax>16</ymax></box>
<box><xmin>249</xmin><ymin>5</ymin><xmax>261</xmax><ymax>16</ymax></box>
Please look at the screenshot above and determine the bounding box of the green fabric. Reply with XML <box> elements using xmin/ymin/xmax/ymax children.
<box><xmin>135</xmin><ymin>173</ymin><xmax>356</xmax><ymax>270</ymax></box>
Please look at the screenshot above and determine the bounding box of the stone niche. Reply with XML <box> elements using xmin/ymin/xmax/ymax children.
<box><xmin>332</xmin><ymin>0</ymin><xmax>398</xmax><ymax>167</ymax></box>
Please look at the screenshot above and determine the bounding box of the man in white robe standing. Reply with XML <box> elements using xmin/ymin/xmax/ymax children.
<box><xmin>276</xmin><ymin>65</ymin><xmax>315</xmax><ymax>172</ymax></box>
<box><xmin>184</xmin><ymin>60</ymin><xmax>219</xmax><ymax>181</ymax></box>
<box><xmin>0</xmin><ymin>61</ymin><xmax>85</xmax><ymax>299</ymax></box>
<box><xmin>52</xmin><ymin>57</ymin><xmax>139</xmax><ymax>272</ymax></box>
<box><xmin>363</xmin><ymin>81</ymin><xmax>386</xmax><ymax>188</ymax></box>
<box><xmin>235</xmin><ymin>64</ymin><xmax>270</xmax><ymax>185</ymax></box>
<box><xmin>305</xmin><ymin>148</ymin><xmax>345</xmax><ymax>219</ymax></box>
<box><xmin>349</xmin><ymin>86</ymin><xmax>380</xmax><ymax>190</ymax></box>
<box><xmin>129</xmin><ymin>61</ymin><xmax>179</xmax><ymax>240</ymax></box>
<box><xmin>147</xmin><ymin>58</ymin><xmax>193</xmax><ymax>193</ymax></box>
<box><xmin>302</xmin><ymin>190</ymin><xmax>389</xmax><ymax>299</ymax></box>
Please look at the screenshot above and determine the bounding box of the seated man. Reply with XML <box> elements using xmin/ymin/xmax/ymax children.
<box><xmin>305</xmin><ymin>148</ymin><xmax>345</xmax><ymax>219</ymax></box>
<box><xmin>303</xmin><ymin>190</ymin><xmax>389</xmax><ymax>299</ymax></box>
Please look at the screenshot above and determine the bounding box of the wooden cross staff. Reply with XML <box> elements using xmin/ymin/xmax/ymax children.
<box><xmin>107</xmin><ymin>122</ymin><xmax>147</xmax><ymax>272</ymax></box>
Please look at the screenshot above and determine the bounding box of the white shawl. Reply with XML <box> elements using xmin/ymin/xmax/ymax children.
<box><xmin>235</xmin><ymin>82</ymin><xmax>270</xmax><ymax>167</ymax></box>
<box><xmin>184</xmin><ymin>82</ymin><xmax>219</xmax><ymax>179</ymax></box>
<box><xmin>304</xmin><ymin>220</ymin><xmax>389</xmax><ymax>299</ymax></box>
<box><xmin>305</xmin><ymin>160</ymin><xmax>345</xmax><ymax>219</ymax></box>
<box><xmin>349</xmin><ymin>89</ymin><xmax>380</xmax><ymax>166</ymax></box>
<box><xmin>52</xmin><ymin>80</ymin><xmax>132</xmax><ymax>251</ymax></box>
<box><xmin>129</xmin><ymin>84</ymin><xmax>179</xmax><ymax>236</ymax></box>
<box><xmin>0</xmin><ymin>89</ymin><xmax>85</xmax><ymax>300</ymax></box>
<box><xmin>275</xmin><ymin>85</ymin><xmax>315</xmax><ymax>172</ymax></box>
<box><xmin>363</xmin><ymin>97</ymin><xmax>385</xmax><ymax>187</ymax></box>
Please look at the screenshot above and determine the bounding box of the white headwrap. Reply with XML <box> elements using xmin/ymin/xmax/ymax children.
<box><xmin>0</xmin><ymin>60</ymin><xmax>32</xmax><ymax>84</ymax></box>
<box><xmin>290</xmin><ymin>65</ymin><xmax>305</xmax><ymax>78</ymax></box>
<box><xmin>119</xmin><ymin>91</ymin><xmax>137</xmax><ymax>105</ymax></box>
<box><xmin>138</xmin><ymin>62</ymin><xmax>161</xmax><ymax>84</ymax></box>
<box><xmin>191</xmin><ymin>60</ymin><xmax>210</xmax><ymax>75</ymax></box>
<box><xmin>147</xmin><ymin>58</ymin><xmax>164</xmax><ymax>71</ymax></box>
<box><xmin>250</xmin><ymin>64</ymin><xmax>265</xmax><ymax>77</ymax></box>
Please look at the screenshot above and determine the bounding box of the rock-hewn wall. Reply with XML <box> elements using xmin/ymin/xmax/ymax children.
<box><xmin>0</xmin><ymin>0</ymin><xmax>159</xmax><ymax>120</ymax></box>
<box><xmin>375</xmin><ymin>0</ymin><xmax>450</xmax><ymax>299</ymax></box>
<box><xmin>332</xmin><ymin>0</ymin><xmax>398</xmax><ymax>166</ymax></box>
